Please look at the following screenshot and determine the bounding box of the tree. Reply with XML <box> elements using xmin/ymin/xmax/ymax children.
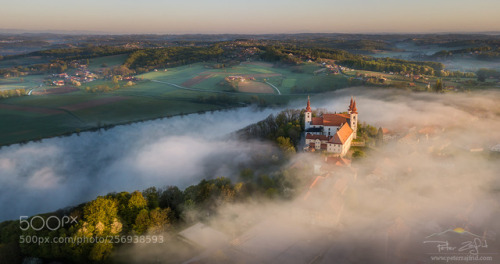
<box><xmin>276</xmin><ymin>136</ymin><xmax>296</xmax><ymax>154</ymax></box>
<box><xmin>112</xmin><ymin>75</ymin><xmax>120</xmax><ymax>84</ymax></box>
<box><xmin>159</xmin><ymin>186</ymin><xmax>184</xmax><ymax>219</ymax></box>
<box><xmin>143</xmin><ymin>187</ymin><xmax>159</xmax><ymax>209</ymax></box>
<box><xmin>133</xmin><ymin>209</ymin><xmax>150</xmax><ymax>234</ymax></box>
<box><xmin>376</xmin><ymin>127</ymin><xmax>384</xmax><ymax>146</ymax></box>
<box><xmin>83</xmin><ymin>197</ymin><xmax>119</xmax><ymax>232</ymax></box>
<box><xmin>89</xmin><ymin>241</ymin><xmax>113</xmax><ymax>261</ymax></box>
<box><xmin>148</xmin><ymin>208</ymin><xmax>171</xmax><ymax>233</ymax></box>
<box><xmin>352</xmin><ymin>149</ymin><xmax>366</xmax><ymax>159</ymax></box>
<box><xmin>239</xmin><ymin>168</ymin><xmax>254</xmax><ymax>182</ymax></box>
<box><xmin>125</xmin><ymin>191</ymin><xmax>148</xmax><ymax>224</ymax></box>
<box><xmin>477</xmin><ymin>68</ymin><xmax>499</xmax><ymax>82</ymax></box>
<box><xmin>435</xmin><ymin>79</ymin><xmax>444</xmax><ymax>93</ymax></box>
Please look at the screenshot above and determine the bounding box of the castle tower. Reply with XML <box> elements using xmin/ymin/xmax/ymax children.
<box><xmin>305</xmin><ymin>96</ymin><xmax>312</xmax><ymax>129</ymax></box>
<box><xmin>348</xmin><ymin>97</ymin><xmax>358</xmax><ymax>139</ymax></box>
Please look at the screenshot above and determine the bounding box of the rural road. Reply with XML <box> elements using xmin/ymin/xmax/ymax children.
<box><xmin>151</xmin><ymin>80</ymin><xmax>240</xmax><ymax>94</ymax></box>
<box><xmin>265</xmin><ymin>81</ymin><xmax>282</xmax><ymax>95</ymax></box>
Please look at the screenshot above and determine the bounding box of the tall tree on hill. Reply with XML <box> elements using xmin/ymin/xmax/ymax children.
<box><xmin>376</xmin><ymin>127</ymin><xmax>384</xmax><ymax>146</ymax></box>
<box><xmin>435</xmin><ymin>79</ymin><xmax>444</xmax><ymax>93</ymax></box>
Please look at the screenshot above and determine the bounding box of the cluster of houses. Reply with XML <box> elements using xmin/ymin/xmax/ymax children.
<box><xmin>320</xmin><ymin>62</ymin><xmax>352</xmax><ymax>75</ymax></box>
<box><xmin>225</xmin><ymin>75</ymin><xmax>255</xmax><ymax>82</ymax></box>
<box><xmin>51</xmin><ymin>68</ymin><xmax>97</xmax><ymax>86</ymax></box>
<box><xmin>354</xmin><ymin>73</ymin><xmax>388</xmax><ymax>84</ymax></box>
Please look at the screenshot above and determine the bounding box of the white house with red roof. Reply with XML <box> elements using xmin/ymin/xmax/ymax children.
<box><xmin>304</xmin><ymin>97</ymin><xmax>358</xmax><ymax>156</ymax></box>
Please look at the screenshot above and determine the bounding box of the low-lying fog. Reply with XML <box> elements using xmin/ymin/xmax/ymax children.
<box><xmin>1</xmin><ymin>87</ymin><xmax>499</xmax><ymax>263</ymax></box>
<box><xmin>118</xmin><ymin>88</ymin><xmax>500</xmax><ymax>263</ymax></box>
<box><xmin>0</xmin><ymin>107</ymin><xmax>282</xmax><ymax>221</ymax></box>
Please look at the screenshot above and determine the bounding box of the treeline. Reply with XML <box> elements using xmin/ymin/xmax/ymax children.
<box><xmin>476</xmin><ymin>68</ymin><xmax>500</xmax><ymax>82</ymax></box>
<box><xmin>290</xmin><ymin>76</ymin><xmax>353</xmax><ymax>94</ymax></box>
<box><xmin>0</xmin><ymin>88</ymin><xmax>27</xmax><ymax>99</ymax></box>
<box><xmin>25</xmin><ymin>45</ymin><xmax>136</xmax><ymax>61</ymax></box>
<box><xmin>337</xmin><ymin>57</ymin><xmax>444</xmax><ymax>76</ymax></box>
<box><xmin>432</xmin><ymin>46</ymin><xmax>500</xmax><ymax>61</ymax></box>
<box><xmin>0</xmin><ymin>61</ymin><xmax>67</xmax><ymax>77</ymax></box>
<box><xmin>0</xmin><ymin>171</ymin><xmax>298</xmax><ymax>263</ymax></box>
<box><xmin>124</xmin><ymin>46</ymin><xmax>225</xmax><ymax>72</ymax></box>
<box><xmin>332</xmin><ymin>39</ymin><xmax>395</xmax><ymax>51</ymax></box>
<box><xmin>238</xmin><ymin>109</ymin><xmax>303</xmax><ymax>152</ymax></box>
<box><xmin>0</xmin><ymin>40</ymin><xmax>51</xmax><ymax>50</ymax></box>
<box><xmin>256</xmin><ymin>44</ymin><xmax>446</xmax><ymax>76</ymax></box>
<box><xmin>260</xmin><ymin>45</ymin><xmax>357</xmax><ymax>65</ymax></box>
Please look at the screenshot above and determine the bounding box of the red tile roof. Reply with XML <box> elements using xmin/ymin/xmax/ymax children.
<box><xmin>309</xmin><ymin>176</ymin><xmax>326</xmax><ymax>189</ymax></box>
<box><xmin>332</xmin><ymin>123</ymin><xmax>353</xmax><ymax>144</ymax></box>
<box><xmin>325</xmin><ymin>156</ymin><xmax>352</xmax><ymax>166</ymax></box>
<box><xmin>322</xmin><ymin>114</ymin><xmax>349</xmax><ymax>126</ymax></box>
<box><xmin>311</xmin><ymin>117</ymin><xmax>323</xmax><ymax>125</ymax></box>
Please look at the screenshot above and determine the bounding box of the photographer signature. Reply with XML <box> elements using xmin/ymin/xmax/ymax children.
<box><xmin>423</xmin><ymin>238</ymin><xmax>488</xmax><ymax>255</ymax></box>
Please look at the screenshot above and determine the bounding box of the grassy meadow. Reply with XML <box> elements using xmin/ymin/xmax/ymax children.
<box><xmin>1</xmin><ymin>60</ymin><xmax>351</xmax><ymax>146</ymax></box>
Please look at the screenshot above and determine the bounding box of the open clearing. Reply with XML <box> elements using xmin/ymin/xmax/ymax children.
<box><xmin>60</xmin><ymin>96</ymin><xmax>131</xmax><ymax>111</ymax></box>
<box><xmin>87</xmin><ymin>54</ymin><xmax>129</xmax><ymax>71</ymax></box>
<box><xmin>238</xmin><ymin>81</ymin><xmax>275</xmax><ymax>94</ymax></box>
<box><xmin>0</xmin><ymin>103</ymin><xmax>63</xmax><ymax>115</ymax></box>
<box><xmin>182</xmin><ymin>74</ymin><xmax>215</xmax><ymax>87</ymax></box>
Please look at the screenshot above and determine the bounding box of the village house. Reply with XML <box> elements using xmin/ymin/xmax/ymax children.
<box><xmin>53</xmin><ymin>80</ymin><xmax>64</xmax><ymax>86</ymax></box>
<box><xmin>304</xmin><ymin>97</ymin><xmax>358</xmax><ymax>156</ymax></box>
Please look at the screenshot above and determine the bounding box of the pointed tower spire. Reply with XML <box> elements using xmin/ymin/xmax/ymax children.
<box><xmin>348</xmin><ymin>96</ymin><xmax>354</xmax><ymax>112</ymax></box>
<box><xmin>351</xmin><ymin>98</ymin><xmax>357</xmax><ymax>114</ymax></box>
<box><xmin>304</xmin><ymin>96</ymin><xmax>312</xmax><ymax>128</ymax></box>
<box><xmin>306</xmin><ymin>95</ymin><xmax>312</xmax><ymax>112</ymax></box>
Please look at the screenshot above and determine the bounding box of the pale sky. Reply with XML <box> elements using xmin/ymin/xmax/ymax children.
<box><xmin>1</xmin><ymin>0</ymin><xmax>499</xmax><ymax>34</ymax></box>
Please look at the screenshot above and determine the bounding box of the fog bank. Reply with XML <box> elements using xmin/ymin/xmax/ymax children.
<box><xmin>120</xmin><ymin>88</ymin><xmax>500</xmax><ymax>263</ymax></box>
<box><xmin>0</xmin><ymin>107</ymin><xmax>280</xmax><ymax>221</ymax></box>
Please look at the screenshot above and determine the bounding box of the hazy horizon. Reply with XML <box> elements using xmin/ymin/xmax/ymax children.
<box><xmin>1</xmin><ymin>0</ymin><xmax>499</xmax><ymax>34</ymax></box>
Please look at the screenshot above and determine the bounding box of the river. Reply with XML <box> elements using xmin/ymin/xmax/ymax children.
<box><xmin>0</xmin><ymin>106</ymin><xmax>283</xmax><ymax>221</ymax></box>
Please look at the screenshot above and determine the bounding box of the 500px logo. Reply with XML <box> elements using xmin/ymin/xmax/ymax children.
<box><xmin>19</xmin><ymin>216</ymin><xmax>78</xmax><ymax>231</ymax></box>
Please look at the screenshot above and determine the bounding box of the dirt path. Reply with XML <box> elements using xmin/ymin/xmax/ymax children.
<box><xmin>265</xmin><ymin>81</ymin><xmax>281</xmax><ymax>95</ymax></box>
<box><xmin>182</xmin><ymin>74</ymin><xmax>214</xmax><ymax>87</ymax></box>
<box><xmin>151</xmin><ymin>80</ymin><xmax>279</xmax><ymax>95</ymax></box>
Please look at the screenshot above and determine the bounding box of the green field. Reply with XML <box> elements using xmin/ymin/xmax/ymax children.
<box><xmin>87</xmin><ymin>54</ymin><xmax>129</xmax><ymax>71</ymax></box>
<box><xmin>136</xmin><ymin>61</ymin><xmax>350</xmax><ymax>95</ymax></box>
<box><xmin>0</xmin><ymin>60</ymin><xmax>351</xmax><ymax>146</ymax></box>
<box><xmin>0</xmin><ymin>75</ymin><xmax>45</xmax><ymax>91</ymax></box>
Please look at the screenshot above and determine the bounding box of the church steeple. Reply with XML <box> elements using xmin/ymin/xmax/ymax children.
<box><xmin>304</xmin><ymin>96</ymin><xmax>312</xmax><ymax>128</ymax></box>
<box><xmin>348</xmin><ymin>96</ymin><xmax>358</xmax><ymax>139</ymax></box>
<box><xmin>351</xmin><ymin>100</ymin><xmax>357</xmax><ymax>114</ymax></box>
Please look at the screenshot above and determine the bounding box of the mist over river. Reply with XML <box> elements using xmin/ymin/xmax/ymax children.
<box><xmin>0</xmin><ymin>106</ymin><xmax>285</xmax><ymax>221</ymax></box>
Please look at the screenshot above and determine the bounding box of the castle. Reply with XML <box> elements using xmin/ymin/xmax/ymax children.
<box><xmin>304</xmin><ymin>97</ymin><xmax>358</xmax><ymax>156</ymax></box>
